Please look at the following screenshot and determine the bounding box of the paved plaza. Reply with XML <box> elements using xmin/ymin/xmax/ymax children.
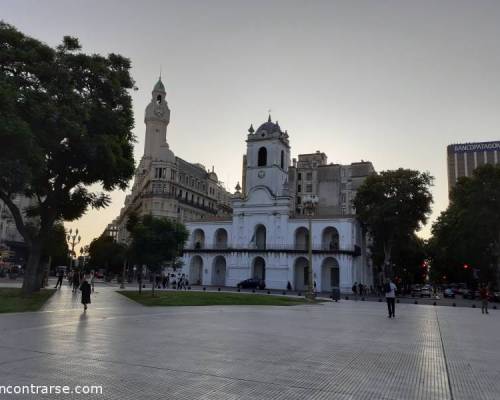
<box><xmin>0</xmin><ymin>284</ymin><xmax>499</xmax><ymax>399</ymax></box>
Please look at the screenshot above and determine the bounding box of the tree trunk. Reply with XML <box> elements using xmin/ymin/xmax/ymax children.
<box><xmin>151</xmin><ymin>271</ymin><xmax>156</xmax><ymax>297</ymax></box>
<box><xmin>22</xmin><ymin>240</ymin><xmax>43</xmax><ymax>296</ymax></box>
<box><xmin>382</xmin><ymin>242</ymin><xmax>392</xmax><ymax>281</ymax></box>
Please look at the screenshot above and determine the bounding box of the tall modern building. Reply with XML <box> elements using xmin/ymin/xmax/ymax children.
<box><xmin>447</xmin><ymin>140</ymin><xmax>500</xmax><ymax>193</ymax></box>
<box><xmin>114</xmin><ymin>78</ymin><xmax>232</xmax><ymax>243</ymax></box>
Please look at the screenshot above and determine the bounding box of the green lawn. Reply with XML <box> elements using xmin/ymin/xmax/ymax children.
<box><xmin>118</xmin><ymin>290</ymin><xmax>313</xmax><ymax>307</ymax></box>
<box><xmin>0</xmin><ymin>288</ymin><xmax>56</xmax><ymax>313</ymax></box>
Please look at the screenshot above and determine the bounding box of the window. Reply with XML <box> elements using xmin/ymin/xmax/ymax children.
<box><xmin>156</xmin><ymin>94</ymin><xmax>162</xmax><ymax>104</ymax></box>
<box><xmin>280</xmin><ymin>151</ymin><xmax>284</xmax><ymax>169</ymax></box>
<box><xmin>298</xmin><ymin>173</ymin><xmax>302</xmax><ymax>180</ymax></box>
<box><xmin>258</xmin><ymin>147</ymin><xmax>267</xmax><ymax>166</ymax></box>
<box><xmin>306</xmin><ymin>172</ymin><xmax>312</xmax><ymax>180</ymax></box>
<box><xmin>297</xmin><ymin>196</ymin><xmax>301</xmax><ymax>204</ymax></box>
<box><xmin>306</xmin><ymin>184</ymin><xmax>312</xmax><ymax>192</ymax></box>
<box><xmin>298</xmin><ymin>185</ymin><xmax>302</xmax><ymax>193</ymax></box>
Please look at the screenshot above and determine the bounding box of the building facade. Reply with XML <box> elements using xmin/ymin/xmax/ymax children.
<box><xmin>114</xmin><ymin>78</ymin><xmax>232</xmax><ymax>242</ymax></box>
<box><xmin>182</xmin><ymin>118</ymin><xmax>374</xmax><ymax>292</ymax></box>
<box><xmin>447</xmin><ymin>141</ymin><xmax>500</xmax><ymax>193</ymax></box>
<box><xmin>0</xmin><ymin>195</ymin><xmax>37</xmax><ymax>264</ymax></box>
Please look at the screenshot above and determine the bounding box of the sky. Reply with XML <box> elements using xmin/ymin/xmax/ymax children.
<box><xmin>3</xmin><ymin>0</ymin><xmax>500</xmax><ymax>253</ymax></box>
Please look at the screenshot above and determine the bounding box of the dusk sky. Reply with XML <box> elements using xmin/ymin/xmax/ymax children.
<box><xmin>3</xmin><ymin>0</ymin><xmax>500</xmax><ymax>252</ymax></box>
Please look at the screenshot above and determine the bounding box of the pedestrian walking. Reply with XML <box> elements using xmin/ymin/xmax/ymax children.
<box><xmin>385</xmin><ymin>278</ymin><xmax>397</xmax><ymax>318</ymax></box>
<box><xmin>54</xmin><ymin>268</ymin><xmax>64</xmax><ymax>289</ymax></box>
<box><xmin>352</xmin><ymin>282</ymin><xmax>358</xmax><ymax>298</ymax></box>
<box><xmin>358</xmin><ymin>282</ymin><xmax>363</xmax><ymax>296</ymax></box>
<box><xmin>90</xmin><ymin>271</ymin><xmax>95</xmax><ymax>293</ymax></box>
<box><xmin>79</xmin><ymin>276</ymin><xmax>92</xmax><ymax>311</ymax></box>
<box><xmin>479</xmin><ymin>284</ymin><xmax>489</xmax><ymax>315</ymax></box>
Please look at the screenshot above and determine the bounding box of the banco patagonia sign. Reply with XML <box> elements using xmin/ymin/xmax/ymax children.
<box><xmin>453</xmin><ymin>141</ymin><xmax>500</xmax><ymax>153</ymax></box>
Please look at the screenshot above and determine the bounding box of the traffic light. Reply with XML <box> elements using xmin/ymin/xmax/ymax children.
<box><xmin>463</xmin><ymin>264</ymin><xmax>469</xmax><ymax>270</ymax></box>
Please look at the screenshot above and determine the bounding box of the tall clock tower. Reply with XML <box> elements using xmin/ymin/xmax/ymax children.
<box><xmin>144</xmin><ymin>77</ymin><xmax>171</xmax><ymax>159</ymax></box>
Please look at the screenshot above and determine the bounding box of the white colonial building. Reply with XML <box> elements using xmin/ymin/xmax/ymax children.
<box><xmin>182</xmin><ymin>117</ymin><xmax>373</xmax><ymax>293</ymax></box>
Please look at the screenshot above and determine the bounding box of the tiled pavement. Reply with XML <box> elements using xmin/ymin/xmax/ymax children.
<box><xmin>0</xmin><ymin>285</ymin><xmax>499</xmax><ymax>399</ymax></box>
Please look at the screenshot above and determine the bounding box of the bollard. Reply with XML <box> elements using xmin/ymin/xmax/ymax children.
<box><xmin>298</xmin><ymin>292</ymin><xmax>301</xmax><ymax>296</ymax></box>
<box><xmin>452</xmin><ymin>303</ymin><xmax>456</xmax><ymax>307</ymax></box>
<box><xmin>361</xmin><ymin>297</ymin><xmax>365</xmax><ymax>301</ymax></box>
<box><xmin>267</xmin><ymin>290</ymin><xmax>271</xmax><ymax>295</ymax></box>
<box><xmin>414</xmin><ymin>300</ymin><xmax>418</xmax><ymax>304</ymax></box>
<box><xmin>217</xmin><ymin>287</ymin><xmax>221</xmax><ymax>292</ymax></box>
<box><xmin>203</xmin><ymin>287</ymin><xmax>206</xmax><ymax>291</ymax></box>
<box><xmin>472</xmin><ymin>304</ymin><xmax>476</xmax><ymax>308</ymax></box>
<box><xmin>345</xmin><ymin>296</ymin><xmax>349</xmax><ymax>300</ymax></box>
<box><xmin>433</xmin><ymin>302</ymin><xmax>437</xmax><ymax>306</ymax></box>
<box><xmin>282</xmin><ymin>291</ymin><xmax>286</xmax><ymax>295</ymax></box>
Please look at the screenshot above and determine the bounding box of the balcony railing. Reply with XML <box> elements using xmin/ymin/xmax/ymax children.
<box><xmin>184</xmin><ymin>243</ymin><xmax>361</xmax><ymax>256</ymax></box>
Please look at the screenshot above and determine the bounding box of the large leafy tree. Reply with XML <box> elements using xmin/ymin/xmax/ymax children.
<box><xmin>0</xmin><ymin>22</ymin><xmax>135</xmax><ymax>295</ymax></box>
<box><xmin>430</xmin><ymin>164</ymin><xmax>500</xmax><ymax>285</ymax></box>
<box><xmin>88</xmin><ymin>235</ymin><xmax>126</xmax><ymax>276</ymax></box>
<box><xmin>353</xmin><ymin>168</ymin><xmax>433</xmax><ymax>281</ymax></box>
<box><xmin>128</xmin><ymin>215</ymin><xmax>188</xmax><ymax>295</ymax></box>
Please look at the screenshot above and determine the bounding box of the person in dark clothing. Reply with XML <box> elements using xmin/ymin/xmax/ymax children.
<box><xmin>352</xmin><ymin>282</ymin><xmax>358</xmax><ymax>297</ymax></box>
<box><xmin>79</xmin><ymin>277</ymin><xmax>92</xmax><ymax>311</ymax></box>
<box><xmin>385</xmin><ymin>279</ymin><xmax>397</xmax><ymax>318</ymax></box>
<box><xmin>54</xmin><ymin>269</ymin><xmax>64</xmax><ymax>289</ymax></box>
<box><xmin>72</xmin><ymin>270</ymin><xmax>80</xmax><ymax>293</ymax></box>
<box><xmin>358</xmin><ymin>282</ymin><xmax>363</xmax><ymax>296</ymax></box>
<box><xmin>286</xmin><ymin>281</ymin><xmax>292</xmax><ymax>291</ymax></box>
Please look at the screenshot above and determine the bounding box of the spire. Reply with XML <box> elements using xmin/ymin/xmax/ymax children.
<box><xmin>268</xmin><ymin>114</ymin><xmax>272</xmax><ymax>123</ymax></box>
<box><xmin>153</xmin><ymin>76</ymin><xmax>165</xmax><ymax>93</ymax></box>
<box><xmin>248</xmin><ymin>124</ymin><xmax>254</xmax><ymax>134</ymax></box>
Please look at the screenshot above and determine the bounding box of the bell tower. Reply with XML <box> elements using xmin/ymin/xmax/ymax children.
<box><xmin>144</xmin><ymin>77</ymin><xmax>171</xmax><ymax>159</ymax></box>
<box><xmin>244</xmin><ymin>115</ymin><xmax>291</xmax><ymax>197</ymax></box>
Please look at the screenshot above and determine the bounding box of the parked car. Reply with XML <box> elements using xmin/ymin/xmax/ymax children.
<box><xmin>237</xmin><ymin>278</ymin><xmax>265</xmax><ymax>290</ymax></box>
<box><xmin>420</xmin><ymin>285</ymin><xmax>432</xmax><ymax>298</ymax></box>
<box><xmin>411</xmin><ymin>285</ymin><xmax>422</xmax><ymax>297</ymax></box>
<box><xmin>443</xmin><ymin>288</ymin><xmax>455</xmax><ymax>298</ymax></box>
<box><xmin>492</xmin><ymin>292</ymin><xmax>500</xmax><ymax>303</ymax></box>
<box><xmin>462</xmin><ymin>289</ymin><xmax>477</xmax><ymax>300</ymax></box>
<box><xmin>8</xmin><ymin>265</ymin><xmax>21</xmax><ymax>279</ymax></box>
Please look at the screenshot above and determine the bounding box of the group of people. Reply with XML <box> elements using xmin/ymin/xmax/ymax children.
<box><xmin>153</xmin><ymin>272</ymin><xmax>189</xmax><ymax>290</ymax></box>
<box><xmin>382</xmin><ymin>278</ymin><xmax>493</xmax><ymax>318</ymax></box>
<box><xmin>53</xmin><ymin>269</ymin><xmax>94</xmax><ymax>311</ymax></box>
<box><xmin>351</xmin><ymin>282</ymin><xmax>371</xmax><ymax>297</ymax></box>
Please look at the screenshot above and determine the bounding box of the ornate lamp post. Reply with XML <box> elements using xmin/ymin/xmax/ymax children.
<box><xmin>66</xmin><ymin>228</ymin><xmax>81</xmax><ymax>270</ymax></box>
<box><xmin>303</xmin><ymin>194</ymin><xmax>319</xmax><ymax>301</ymax></box>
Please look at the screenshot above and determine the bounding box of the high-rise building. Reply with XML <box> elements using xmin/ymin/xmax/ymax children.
<box><xmin>114</xmin><ymin>78</ymin><xmax>232</xmax><ymax>243</ymax></box>
<box><xmin>447</xmin><ymin>141</ymin><xmax>500</xmax><ymax>193</ymax></box>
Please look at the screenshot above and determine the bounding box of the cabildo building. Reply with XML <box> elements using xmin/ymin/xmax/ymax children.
<box><xmin>182</xmin><ymin>117</ymin><xmax>375</xmax><ymax>293</ymax></box>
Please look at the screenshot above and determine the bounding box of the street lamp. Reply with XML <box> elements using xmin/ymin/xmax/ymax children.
<box><xmin>303</xmin><ymin>194</ymin><xmax>319</xmax><ymax>301</ymax></box>
<box><xmin>66</xmin><ymin>228</ymin><xmax>81</xmax><ymax>270</ymax></box>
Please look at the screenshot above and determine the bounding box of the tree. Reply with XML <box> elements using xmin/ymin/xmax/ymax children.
<box><xmin>42</xmin><ymin>223</ymin><xmax>69</xmax><ymax>269</ymax></box>
<box><xmin>353</xmin><ymin>168</ymin><xmax>433</xmax><ymax>281</ymax></box>
<box><xmin>128</xmin><ymin>215</ymin><xmax>188</xmax><ymax>295</ymax></box>
<box><xmin>0</xmin><ymin>23</ymin><xmax>135</xmax><ymax>295</ymax></box>
<box><xmin>430</xmin><ymin>164</ymin><xmax>500</xmax><ymax>285</ymax></box>
<box><xmin>88</xmin><ymin>235</ymin><xmax>127</xmax><ymax>276</ymax></box>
